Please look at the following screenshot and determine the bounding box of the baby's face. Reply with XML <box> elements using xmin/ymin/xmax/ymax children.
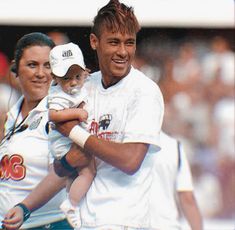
<box><xmin>56</xmin><ymin>65</ymin><xmax>85</xmax><ymax>95</ymax></box>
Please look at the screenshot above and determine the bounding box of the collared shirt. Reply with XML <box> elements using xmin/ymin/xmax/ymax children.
<box><xmin>0</xmin><ymin>96</ymin><xmax>67</xmax><ymax>229</ymax></box>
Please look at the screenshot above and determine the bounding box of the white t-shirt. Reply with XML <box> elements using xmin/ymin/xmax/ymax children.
<box><xmin>150</xmin><ymin>132</ymin><xmax>194</xmax><ymax>230</ymax></box>
<box><xmin>80</xmin><ymin>67</ymin><xmax>164</xmax><ymax>228</ymax></box>
<box><xmin>0</xmin><ymin>96</ymin><xmax>67</xmax><ymax>229</ymax></box>
<box><xmin>48</xmin><ymin>82</ymin><xmax>87</xmax><ymax>158</ymax></box>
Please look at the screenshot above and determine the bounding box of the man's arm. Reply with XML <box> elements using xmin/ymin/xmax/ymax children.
<box><xmin>178</xmin><ymin>191</ymin><xmax>203</xmax><ymax>230</ymax></box>
<box><xmin>56</xmin><ymin>120</ymin><xmax>149</xmax><ymax>175</ymax></box>
<box><xmin>85</xmin><ymin>136</ymin><xmax>148</xmax><ymax>175</ymax></box>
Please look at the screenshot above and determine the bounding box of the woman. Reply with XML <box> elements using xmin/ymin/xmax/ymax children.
<box><xmin>0</xmin><ymin>32</ymin><xmax>73</xmax><ymax>229</ymax></box>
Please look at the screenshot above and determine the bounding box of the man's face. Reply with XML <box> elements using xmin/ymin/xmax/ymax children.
<box><xmin>90</xmin><ymin>27</ymin><xmax>136</xmax><ymax>88</ymax></box>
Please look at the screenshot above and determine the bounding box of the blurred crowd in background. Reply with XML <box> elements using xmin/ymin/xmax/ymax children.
<box><xmin>133</xmin><ymin>34</ymin><xmax>235</xmax><ymax>220</ymax></box>
<box><xmin>0</xmin><ymin>30</ymin><xmax>234</xmax><ymax>221</ymax></box>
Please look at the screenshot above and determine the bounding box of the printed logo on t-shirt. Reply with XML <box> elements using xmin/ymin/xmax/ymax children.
<box><xmin>89</xmin><ymin>114</ymin><xmax>119</xmax><ymax>141</ymax></box>
<box><xmin>99</xmin><ymin>114</ymin><xmax>112</xmax><ymax>130</ymax></box>
<box><xmin>29</xmin><ymin>116</ymin><xmax>42</xmax><ymax>130</ymax></box>
<box><xmin>0</xmin><ymin>154</ymin><xmax>26</xmax><ymax>181</ymax></box>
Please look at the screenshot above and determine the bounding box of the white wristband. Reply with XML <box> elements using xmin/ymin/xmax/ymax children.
<box><xmin>69</xmin><ymin>125</ymin><xmax>91</xmax><ymax>148</ymax></box>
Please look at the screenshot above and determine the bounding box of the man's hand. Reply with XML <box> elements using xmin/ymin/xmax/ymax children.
<box><xmin>53</xmin><ymin>158</ymin><xmax>75</xmax><ymax>177</ymax></box>
<box><xmin>2</xmin><ymin>206</ymin><xmax>24</xmax><ymax>230</ymax></box>
<box><xmin>66</xmin><ymin>143</ymin><xmax>92</xmax><ymax>169</ymax></box>
<box><xmin>53</xmin><ymin>144</ymin><xmax>92</xmax><ymax>177</ymax></box>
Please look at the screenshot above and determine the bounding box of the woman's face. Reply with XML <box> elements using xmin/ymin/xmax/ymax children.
<box><xmin>17</xmin><ymin>45</ymin><xmax>52</xmax><ymax>102</ymax></box>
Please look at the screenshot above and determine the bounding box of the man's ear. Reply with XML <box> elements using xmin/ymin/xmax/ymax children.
<box><xmin>90</xmin><ymin>33</ymin><xmax>98</xmax><ymax>50</ymax></box>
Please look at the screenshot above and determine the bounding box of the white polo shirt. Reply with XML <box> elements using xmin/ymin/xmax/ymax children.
<box><xmin>0</xmin><ymin>96</ymin><xmax>67</xmax><ymax>229</ymax></box>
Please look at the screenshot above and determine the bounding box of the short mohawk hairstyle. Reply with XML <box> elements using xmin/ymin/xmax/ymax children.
<box><xmin>91</xmin><ymin>0</ymin><xmax>141</xmax><ymax>37</ymax></box>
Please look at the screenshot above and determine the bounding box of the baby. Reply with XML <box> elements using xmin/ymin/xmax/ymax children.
<box><xmin>48</xmin><ymin>42</ymin><xmax>95</xmax><ymax>229</ymax></box>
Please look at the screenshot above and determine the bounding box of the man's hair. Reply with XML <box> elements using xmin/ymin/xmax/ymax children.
<box><xmin>91</xmin><ymin>0</ymin><xmax>140</xmax><ymax>38</ymax></box>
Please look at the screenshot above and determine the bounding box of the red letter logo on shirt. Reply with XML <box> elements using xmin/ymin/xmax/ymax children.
<box><xmin>0</xmin><ymin>154</ymin><xmax>26</xmax><ymax>180</ymax></box>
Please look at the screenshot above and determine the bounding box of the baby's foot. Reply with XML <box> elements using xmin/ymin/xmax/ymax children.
<box><xmin>60</xmin><ymin>199</ymin><xmax>81</xmax><ymax>229</ymax></box>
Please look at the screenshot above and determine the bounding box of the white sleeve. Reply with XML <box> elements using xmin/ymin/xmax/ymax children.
<box><xmin>176</xmin><ymin>143</ymin><xmax>194</xmax><ymax>191</ymax></box>
<box><xmin>123</xmin><ymin>85</ymin><xmax>164</xmax><ymax>150</ymax></box>
<box><xmin>48</xmin><ymin>96</ymin><xmax>67</xmax><ymax>110</ymax></box>
<box><xmin>48</xmin><ymin>149</ymin><xmax>54</xmax><ymax>164</ymax></box>
<box><xmin>48</xmin><ymin>84</ymin><xmax>70</xmax><ymax>110</ymax></box>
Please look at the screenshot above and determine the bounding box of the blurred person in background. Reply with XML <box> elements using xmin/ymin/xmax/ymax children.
<box><xmin>150</xmin><ymin>131</ymin><xmax>203</xmax><ymax>230</ymax></box>
<box><xmin>202</xmin><ymin>36</ymin><xmax>235</xmax><ymax>106</ymax></box>
<box><xmin>212</xmin><ymin>95</ymin><xmax>235</xmax><ymax>219</ymax></box>
<box><xmin>0</xmin><ymin>50</ymin><xmax>9</xmax><ymax>80</ymax></box>
<box><xmin>132</xmin><ymin>50</ymin><xmax>161</xmax><ymax>83</ymax></box>
<box><xmin>191</xmin><ymin>162</ymin><xmax>223</xmax><ymax>219</ymax></box>
<box><xmin>164</xmin><ymin>83</ymin><xmax>212</xmax><ymax>160</ymax></box>
<box><xmin>172</xmin><ymin>42</ymin><xmax>202</xmax><ymax>92</ymax></box>
<box><xmin>0</xmin><ymin>47</ymin><xmax>21</xmax><ymax>92</ymax></box>
<box><xmin>201</xmin><ymin>36</ymin><xmax>235</xmax><ymax>218</ymax></box>
<box><xmin>47</xmin><ymin>30</ymin><xmax>70</xmax><ymax>45</ymax></box>
<box><xmin>127</xmin><ymin>26</ymin><xmax>235</xmax><ymax>222</ymax></box>
<box><xmin>0</xmin><ymin>48</ymin><xmax>21</xmax><ymax>140</ymax></box>
<box><xmin>0</xmin><ymin>83</ymin><xmax>20</xmax><ymax>140</ymax></box>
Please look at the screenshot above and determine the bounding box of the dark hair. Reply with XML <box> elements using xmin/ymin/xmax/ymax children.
<box><xmin>11</xmin><ymin>32</ymin><xmax>55</xmax><ymax>75</ymax></box>
<box><xmin>91</xmin><ymin>0</ymin><xmax>140</xmax><ymax>38</ymax></box>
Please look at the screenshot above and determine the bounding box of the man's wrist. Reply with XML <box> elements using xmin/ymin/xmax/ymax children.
<box><xmin>14</xmin><ymin>203</ymin><xmax>31</xmax><ymax>222</ymax></box>
<box><xmin>69</xmin><ymin>125</ymin><xmax>91</xmax><ymax>148</ymax></box>
<box><xmin>60</xmin><ymin>155</ymin><xmax>76</xmax><ymax>172</ymax></box>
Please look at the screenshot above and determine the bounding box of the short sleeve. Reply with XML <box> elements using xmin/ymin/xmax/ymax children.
<box><xmin>123</xmin><ymin>85</ymin><xmax>164</xmax><ymax>151</ymax></box>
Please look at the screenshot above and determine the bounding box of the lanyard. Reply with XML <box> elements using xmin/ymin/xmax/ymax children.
<box><xmin>0</xmin><ymin>101</ymin><xmax>28</xmax><ymax>147</ymax></box>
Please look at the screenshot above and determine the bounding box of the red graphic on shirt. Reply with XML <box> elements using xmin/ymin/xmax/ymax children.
<box><xmin>0</xmin><ymin>154</ymin><xmax>26</xmax><ymax>181</ymax></box>
<box><xmin>98</xmin><ymin>131</ymin><xmax>119</xmax><ymax>140</ymax></box>
<box><xmin>88</xmin><ymin>119</ymin><xmax>118</xmax><ymax>141</ymax></box>
<box><xmin>89</xmin><ymin>119</ymin><xmax>99</xmax><ymax>135</ymax></box>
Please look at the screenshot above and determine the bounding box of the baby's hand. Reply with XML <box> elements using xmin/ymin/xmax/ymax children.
<box><xmin>77</xmin><ymin>109</ymin><xmax>88</xmax><ymax>122</ymax></box>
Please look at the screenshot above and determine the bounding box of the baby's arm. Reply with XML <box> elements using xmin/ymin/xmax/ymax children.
<box><xmin>49</xmin><ymin>108</ymin><xmax>88</xmax><ymax>123</ymax></box>
<box><xmin>68</xmin><ymin>157</ymin><xmax>96</xmax><ymax>207</ymax></box>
